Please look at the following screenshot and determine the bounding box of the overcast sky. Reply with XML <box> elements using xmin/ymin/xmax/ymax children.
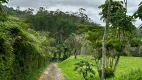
<box><xmin>7</xmin><ymin>0</ymin><xmax>141</xmax><ymax>27</ymax></box>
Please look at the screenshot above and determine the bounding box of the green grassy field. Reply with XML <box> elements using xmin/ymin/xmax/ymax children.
<box><xmin>58</xmin><ymin>55</ymin><xmax>142</xmax><ymax>80</ymax></box>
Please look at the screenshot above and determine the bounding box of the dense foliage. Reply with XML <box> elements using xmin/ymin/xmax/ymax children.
<box><xmin>74</xmin><ymin>60</ymin><xmax>95</xmax><ymax>80</ymax></box>
<box><xmin>2</xmin><ymin>5</ymin><xmax>103</xmax><ymax>61</ymax></box>
<box><xmin>0</xmin><ymin>16</ymin><xmax>52</xmax><ymax>80</ymax></box>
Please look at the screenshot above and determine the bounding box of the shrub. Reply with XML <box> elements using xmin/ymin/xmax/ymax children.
<box><xmin>0</xmin><ymin>17</ymin><xmax>52</xmax><ymax>80</ymax></box>
<box><xmin>74</xmin><ymin>60</ymin><xmax>95</xmax><ymax>80</ymax></box>
<box><xmin>99</xmin><ymin>68</ymin><xmax>114</xmax><ymax>78</ymax></box>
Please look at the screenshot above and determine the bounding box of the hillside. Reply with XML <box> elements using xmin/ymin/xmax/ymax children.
<box><xmin>58</xmin><ymin>56</ymin><xmax>142</xmax><ymax>80</ymax></box>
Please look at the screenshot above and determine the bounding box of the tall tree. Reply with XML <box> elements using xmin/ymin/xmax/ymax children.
<box><xmin>101</xmin><ymin>0</ymin><xmax>112</xmax><ymax>79</ymax></box>
<box><xmin>133</xmin><ymin>2</ymin><xmax>142</xmax><ymax>22</ymax></box>
<box><xmin>99</xmin><ymin>0</ymin><xmax>135</xmax><ymax>79</ymax></box>
<box><xmin>65</xmin><ymin>33</ymin><xmax>82</xmax><ymax>59</ymax></box>
<box><xmin>0</xmin><ymin>0</ymin><xmax>9</xmax><ymax>22</ymax></box>
<box><xmin>0</xmin><ymin>0</ymin><xmax>8</xmax><ymax>3</ymax></box>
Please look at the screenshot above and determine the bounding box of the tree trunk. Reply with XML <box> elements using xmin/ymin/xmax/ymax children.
<box><xmin>0</xmin><ymin>3</ymin><xmax>2</xmax><ymax>12</ymax></box>
<box><xmin>58</xmin><ymin>49</ymin><xmax>61</xmax><ymax>61</ymax></box>
<box><xmin>74</xmin><ymin>50</ymin><xmax>77</xmax><ymax>59</ymax></box>
<box><xmin>63</xmin><ymin>49</ymin><xmax>67</xmax><ymax>60</ymax></box>
<box><xmin>124</xmin><ymin>0</ymin><xmax>127</xmax><ymax>11</ymax></box>
<box><xmin>83</xmin><ymin>72</ymin><xmax>87</xmax><ymax>80</ymax></box>
<box><xmin>102</xmin><ymin>0</ymin><xmax>112</xmax><ymax>79</ymax></box>
<box><xmin>113</xmin><ymin>56</ymin><xmax>120</xmax><ymax>72</ymax></box>
<box><xmin>102</xmin><ymin>23</ymin><xmax>107</xmax><ymax>80</ymax></box>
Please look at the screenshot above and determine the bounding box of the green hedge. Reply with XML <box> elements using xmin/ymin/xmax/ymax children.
<box><xmin>0</xmin><ymin>17</ymin><xmax>52</xmax><ymax>80</ymax></box>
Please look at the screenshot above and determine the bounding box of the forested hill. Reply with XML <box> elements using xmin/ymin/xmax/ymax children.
<box><xmin>2</xmin><ymin>5</ymin><xmax>103</xmax><ymax>44</ymax></box>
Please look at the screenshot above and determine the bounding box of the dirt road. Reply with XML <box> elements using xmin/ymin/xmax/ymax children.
<box><xmin>38</xmin><ymin>63</ymin><xmax>64</xmax><ymax>80</ymax></box>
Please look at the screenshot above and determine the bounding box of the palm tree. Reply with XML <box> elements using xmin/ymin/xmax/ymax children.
<box><xmin>65</xmin><ymin>33</ymin><xmax>82</xmax><ymax>59</ymax></box>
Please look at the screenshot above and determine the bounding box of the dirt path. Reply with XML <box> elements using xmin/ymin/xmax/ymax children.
<box><xmin>38</xmin><ymin>63</ymin><xmax>65</xmax><ymax>80</ymax></box>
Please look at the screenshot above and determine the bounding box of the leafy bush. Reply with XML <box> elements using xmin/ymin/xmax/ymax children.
<box><xmin>74</xmin><ymin>60</ymin><xmax>95</xmax><ymax>80</ymax></box>
<box><xmin>99</xmin><ymin>68</ymin><xmax>114</xmax><ymax>78</ymax></box>
<box><xmin>0</xmin><ymin>16</ymin><xmax>52</xmax><ymax>80</ymax></box>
